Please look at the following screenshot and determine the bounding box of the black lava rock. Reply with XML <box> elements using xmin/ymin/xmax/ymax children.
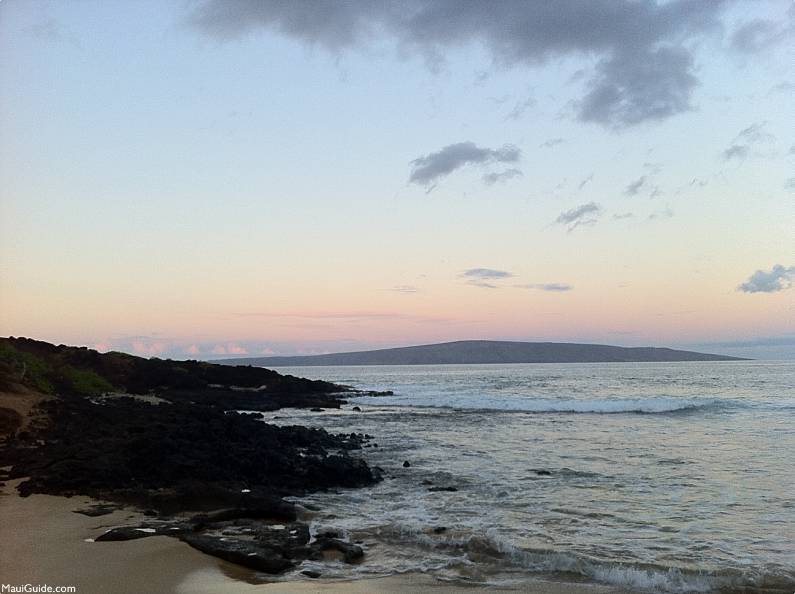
<box><xmin>180</xmin><ymin>533</ymin><xmax>296</xmax><ymax>574</ymax></box>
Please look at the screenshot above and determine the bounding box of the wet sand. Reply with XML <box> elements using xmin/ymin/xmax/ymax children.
<box><xmin>0</xmin><ymin>480</ymin><xmax>632</xmax><ymax>594</ymax></box>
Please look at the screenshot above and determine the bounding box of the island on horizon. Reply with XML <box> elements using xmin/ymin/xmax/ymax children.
<box><xmin>213</xmin><ymin>340</ymin><xmax>746</xmax><ymax>367</ymax></box>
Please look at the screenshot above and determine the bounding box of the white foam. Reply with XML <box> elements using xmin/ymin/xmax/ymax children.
<box><xmin>350</xmin><ymin>394</ymin><xmax>720</xmax><ymax>414</ymax></box>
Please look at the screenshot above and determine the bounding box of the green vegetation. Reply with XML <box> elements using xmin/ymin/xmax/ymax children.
<box><xmin>0</xmin><ymin>337</ymin><xmax>338</xmax><ymax>399</ymax></box>
<box><xmin>61</xmin><ymin>366</ymin><xmax>114</xmax><ymax>396</ymax></box>
<box><xmin>0</xmin><ymin>342</ymin><xmax>55</xmax><ymax>393</ymax></box>
<box><xmin>0</xmin><ymin>341</ymin><xmax>115</xmax><ymax>396</ymax></box>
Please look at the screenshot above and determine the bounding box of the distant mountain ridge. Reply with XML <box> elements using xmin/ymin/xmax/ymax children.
<box><xmin>215</xmin><ymin>340</ymin><xmax>745</xmax><ymax>367</ymax></box>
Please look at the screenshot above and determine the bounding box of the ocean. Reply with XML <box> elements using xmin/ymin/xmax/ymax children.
<box><xmin>266</xmin><ymin>361</ymin><xmax>795</xmax><ymax>593</ymax></box>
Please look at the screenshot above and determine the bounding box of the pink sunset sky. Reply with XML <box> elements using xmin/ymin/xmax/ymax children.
<box><xmin>1</xmin><ymin>1</ymin><xmax>793</xmax><ymax>360</ymax></box>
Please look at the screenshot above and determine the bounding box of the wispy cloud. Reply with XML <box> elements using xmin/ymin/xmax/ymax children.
<box><xmin>738</xmin><ymin>264</ymin><xmax>795</xmax><ymax>293</ymax></box>
<box><xmin>722</xmin><ymin>122</ymin><xmax>776</xmax><ymax>161</ymax></box>
<box><xmin>730</xmin><ymin>15</ymin><xmax>794</xmax><ymax>54</ymax></box>
<box><xmin>505</xmin><ymin>95</ymin><xmax>536</xmax><ymax>121</ymax></box>
<box><xmin>539</xmin><ymin>138</ymin><xmax>565</xmax><ymax>149</ymax></box>
<box><xmin>624</xmin><ymin>176</ymin><xmax>647</xmax><ymax>196</ymax></box>
<box><xmin>466</xmin><ymin>281</ymin><xmax>498</xmax><ymax>289</ymax></box>
<box><xmin>211</xmin><ymin>343</ymin><xmax>249</xmax><ymax>355</ymax></box>
<box><xmin>514</xmin><ymin>283</ymin><xmax>573</xmax><ymax>292</ymax></box>
<box><xmin>577</xmin><ymin>174</ymin><xmax>594</xmax><ymax>191</ymax></box>
<box><xmin>388</xmin><ymin>285</ymin><xmax>419</xmax><ymax>294</ymax></box>
<box><xmin>232</xmin><ymin>311</ymin><xmax>411</xmax><ymax>320</ymax></box>
<box><xmin>555</xmin><ymin>202</ymin><xmax>602</xmax><ymax>232</ymax></box>
<box><xmin>722</xmin><ymin>144</ymin><xmax>749</xmax><ymax>161</ymax></box>
<box><xmin>409</xmin><ymin>142</ymin><xmax>521</xmax><ymax>189</ymax></box>
<box><xmin>461</xmin><ymin>268</ymin><xmax>513</xmax><ymax>289</ymax></box>
<box><xmin>462</xmin><ymin>268</ymin><xmax>513</xmax><ymax>280</ymax></box>
<box><xmin>648</xmin><ymin>207</ymin><xmax>674</xmax><ymax>220</ymax></box>
<box><xmin>482</xmin><ymin>168</ymin><xmax>523</xmax><ymax>186</ymax></box>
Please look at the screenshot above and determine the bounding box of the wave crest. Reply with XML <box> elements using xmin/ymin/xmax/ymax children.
<box><xmin>352</xmin><ymin>395</ymin><xmax>727</xmax><ymax>414</ymax></box>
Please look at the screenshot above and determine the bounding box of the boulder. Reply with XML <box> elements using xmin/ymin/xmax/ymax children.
<box><xmin>180</xmin><ymin>534</ymin><xmax>295</xmax><ymax>574</ymax></box>
<box><xmin>310</xmin><ymin>537</ymin><xmax>364</xmax><ymax>564</ymax></box>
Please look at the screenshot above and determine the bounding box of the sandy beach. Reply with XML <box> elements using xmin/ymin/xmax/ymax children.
<box><xmin>0</xmin><ymin>480</ymin><xmax>633</xmax><ymax>594</ymax></box>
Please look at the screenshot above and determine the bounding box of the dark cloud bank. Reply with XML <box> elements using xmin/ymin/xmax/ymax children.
<box><xmin>190</xmin><ymin>0</ymin><xmax>738</xmax><ymax>129</ymax></box>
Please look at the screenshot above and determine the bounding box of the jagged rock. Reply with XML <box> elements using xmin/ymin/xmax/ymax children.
<box><xmin>6</xmin><ymin>396</ymin><xmax>380</xmax><ymax>508</ymax></box>
<box><xmin>301</xmin><ymin>570</ymin><xmax>321</xmax><ymax>579</ymax></box>
<box><xmin>73</xmin><ymin>503</ymin><xmax>118</xmax><ymax>517</ymax></box>
<box><xmin>403</xmin><ymin>461</ymin><xmax>411</xmax><ymax>468</ymax></box>
<box><xmin>190</xmin><ymin>501</ymin><xmax>297</xmax><ymax>529</ymax></box>
<box><xmin>255</xmin><ymin>522</ymin><xmax>311</xmax><ymax>551</ymax></box>
<box><xmin>180</xmin><ymin>534</ymin><xmax>295</xmax><ymax>574</ymax></box>
<box><xmin>95</xmin><ymin>523</ymin><xmax>192</xmax><ymax>541</ymax></box>
<box><xmin>311</xmin><ymin>537</ymin><xmax>364</xmax><ymax>563</ymax></box>
<box><xmin>351</xmin><ymin>406</ymin><xmax>361</xmax><ymax>412</ymax></box>
<box><xmin>316</xmin><ymin>528</ymin><xmax>343</xmax><ymax>539</ymax></box>
<box><xmin>95</xmin><ymin>526</ymin><xmax>159</xmax><ymax>542</ymax></box>
<box><xmin>428</xmin><ymin>486</ymin><xmax>458</xmax><ymax>492</ymax></box>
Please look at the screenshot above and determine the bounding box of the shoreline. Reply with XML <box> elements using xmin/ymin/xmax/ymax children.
<box><xmin>0</xmin><ymin>480</ymin><xmax>634</xmax><ymax>594</ymax></box>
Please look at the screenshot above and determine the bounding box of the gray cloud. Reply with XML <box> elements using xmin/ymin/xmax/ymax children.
<box><xmin>505</xmin><ymin>96</ymin><xmax>536</xmax><ymax>121</ymax></box>
<box><xmin>624</xmin><ymin>175</ymin><xmax>648</xmax><ymax>196</ymax></box>
<box><xmin>738</xmin><ymin>264</ymin><xmax>795</xmax><ymax>293</ymax></box>
<box><xmin>190</xmin><ymin>0</ymin><xmax>731</xmax><ymax>129</ymax></box>
<box><xmin>722</xmin><ymin>144</ymin><xmax>749</xmax><ymax>161</ymax></box>
<box><xmin>737</xmin><ymin>122</ymin><xmax>775</xmax><ymax>144</ymax></box>
<box><xmin>613</xmin><ymin>212</ymin><xmax>634</xmax><ymax>220</ymax></box>
<box><xmin>461</xmin><ymin>268</ymin><xmax>513</xmax><ymax>289</ymax></box>
<box><xmin>466</xmin><ymin>281</ymin><xmax>498</xmax><ymax>289</ymax></box>
<box><xmin>389</xmin><ymin>285</ymin><xmax>419</xmax><ymax>293</ymax></box>
<box><xmin>539</xmin><ymin>138</ymin><xmax>565</xmax><ymax>149</ymax></box>
<box><xmin>577</xmin><ymin>173</ymin><xmax>594</xmax><ymax>190</ymax></box>
<box><xmin>462</xmin><ymin>268</ymin><xmax>513</xmax><ymax>280</ymax></box>
<box><xmin>648</xmin><ymin>206</ymin><xmax>674</xmax><ymax>220</ymax></box>
<box><xmin>730</xmin><ymin>13</ymin><xmax>793</xmax><ymax>54</ymax></box>
<box><xmin>555</xmin><ymin>202</ymin><xmax>602</xmax><ymax>231</ymax></box>
<box><xmin>722</xmin><ymin>121</ymin><xmax>776</xmax><ymax>160</ymax></box>
<box><xmin>514</xmin><ymin>283</ymin><xmax>573</xmax><ymax>292</ymax></box>
<box><xmin>785</xmin><ymin>177</ymin><xmax>795</xmax><ymax>191</ymax></box>
<box><xmin>578</xmin><ymin>45</ymin><xmax>698</xmax><ymax>129</ymax></box>
<box><xmin>483</xmin><ymin>168</ymin><xmax>523</xmax><ymax>186</ymax></box>
<box><xmin>409</xmin><ymin>142</ymin><xmax>521</xmax><ymax>188</ymax></box>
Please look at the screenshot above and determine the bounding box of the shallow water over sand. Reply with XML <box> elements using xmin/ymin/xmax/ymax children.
<box><xmin>266</xmin><ymin>361</ymin><xmax>795</xmax><ymax>593</ymax></box>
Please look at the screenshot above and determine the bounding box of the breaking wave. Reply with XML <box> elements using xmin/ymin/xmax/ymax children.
<box><xmin>350</xmin><ymin>394</ymin><xmax>729</xmax><ymax>414</ymax></box>
<box><xmin>356</xmin><ymin>522</ymin><xmax>795</xmax><ymax>593</ymax></box>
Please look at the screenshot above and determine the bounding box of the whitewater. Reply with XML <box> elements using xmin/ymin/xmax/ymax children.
<box><xmin>266</xmin><ymin>361</ymin><xmax>795</xmax><ymax>593</ymax></box>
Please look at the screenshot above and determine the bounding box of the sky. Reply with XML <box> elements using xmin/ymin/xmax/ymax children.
<box><xmin>1</xmin><ymin>0</ymin><xmax>793</xmax><ymax>360</ymax></box>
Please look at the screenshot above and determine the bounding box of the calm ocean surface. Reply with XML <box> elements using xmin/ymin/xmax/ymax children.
<box><xmin>267</xmin><ymin>361</ymin><xmax>795</xmax><ymax>593</ymax></box>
